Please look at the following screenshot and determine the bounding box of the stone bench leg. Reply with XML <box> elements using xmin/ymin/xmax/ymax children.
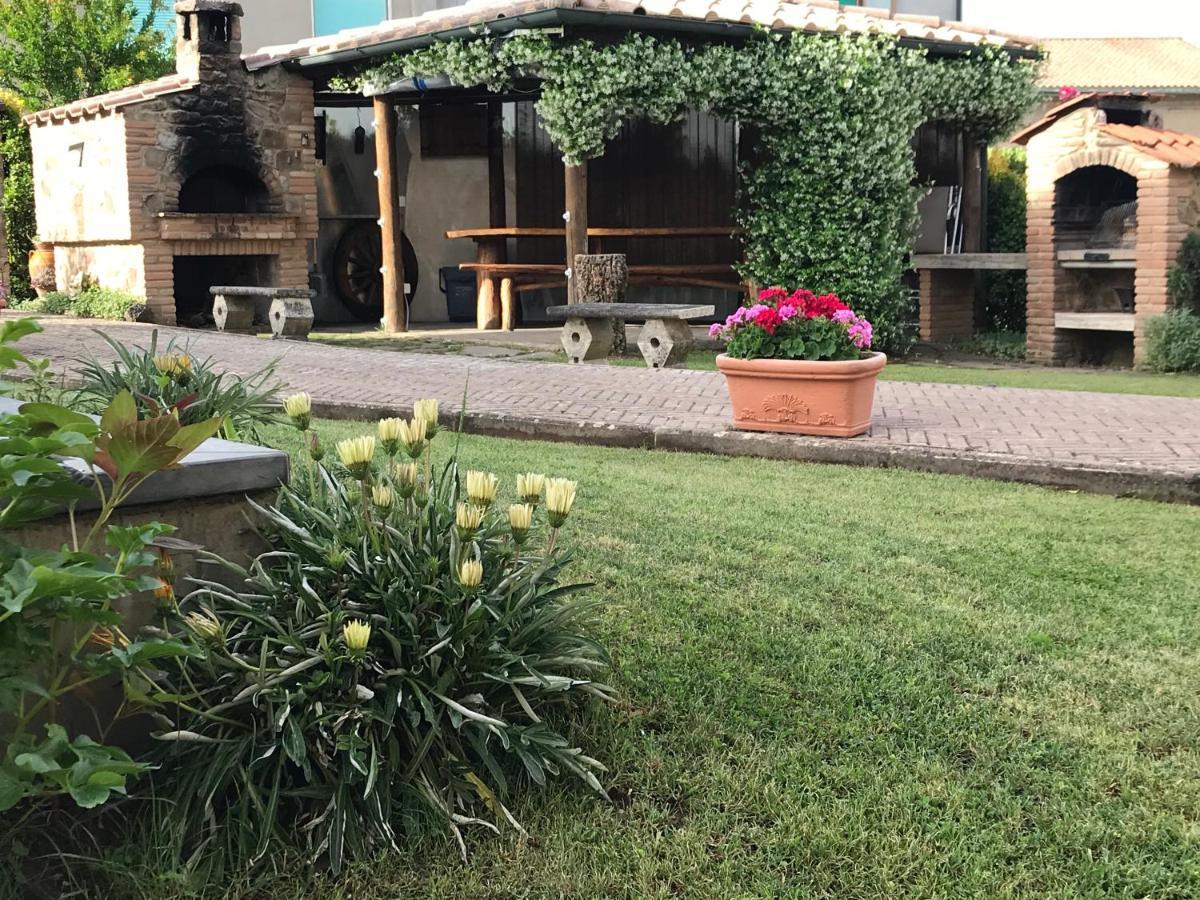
<box><xmin>212</xmin><ymin>293</ymin><xmax>256</xmax><ymax>334</ymax></box>
<box><xmin>561</xmin><ymin>316</ymin><xmax>614</xmax><ymax>364</ymax></box>
<box><xmin>637</xmin><ymin>318</ymin><xmax>693</xmax><ymax>368</ymax></box>
<box><xmin>269</xmin><ymin>296</ymin><xmax>314</xmax><ymax>341</ymax></box>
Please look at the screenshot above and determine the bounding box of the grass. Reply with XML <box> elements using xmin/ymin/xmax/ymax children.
<box><xmin>611</xmin><ymin>350</ymin><xmax>1200</xmax><ymax>397</ymax></box>
<box><xmin>108</xmin><ymin>420</ymin><xmax>1200</xmax><ymax>899</ymax></box>
<box><xmin>305</xmin><ymin>327</ymin><xmax>1200</xmax><ymax>398</ymax></box>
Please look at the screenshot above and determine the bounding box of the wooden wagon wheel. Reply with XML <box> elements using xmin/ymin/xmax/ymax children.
<box><xmin>332</xmin><ymin>222</ymin><xmax>419</xmax><ymax>323</ymax></box>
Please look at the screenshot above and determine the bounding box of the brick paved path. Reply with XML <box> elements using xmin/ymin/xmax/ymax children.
<box><xmin>19</xmin><ymin>319</ymin><xmax>1200</xmax><ymax>502</ymax></box>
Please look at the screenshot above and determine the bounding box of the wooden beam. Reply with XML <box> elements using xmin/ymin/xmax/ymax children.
<box><xmin>487</xmin><ymin>101</ymin><xmax>506</xmax><ymax>229</ymax></box>
<box><xmin>564</xmin><ymin>162</ymin><xmax>587</xmax><ymax>304</ymax></box>
<box><xmin>373</xmin><ymin>96</ymin><xmax>407</xmax><ymax>333</ymax></box>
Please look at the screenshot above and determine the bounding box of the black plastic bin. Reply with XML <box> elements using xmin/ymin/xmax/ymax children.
<box><xmin>439</xmin><ymin>267</ymin><xmax>477</xmax><ymax>323</ymax></box>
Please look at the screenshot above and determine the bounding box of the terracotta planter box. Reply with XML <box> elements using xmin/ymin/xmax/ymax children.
<box><xmin>715</xmin><ymin>352</ymin><xmax>887</xmax><ymax>437</ymax></box>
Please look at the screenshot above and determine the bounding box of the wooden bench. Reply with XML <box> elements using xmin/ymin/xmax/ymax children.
<box><xmin>546</xmin><ymin>303</ymin><xmax>714</xmax><ymax>368</ymax></box>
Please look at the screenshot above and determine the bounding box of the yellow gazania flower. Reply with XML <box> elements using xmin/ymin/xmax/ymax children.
<box><xmin>378</xmin><ymin>417</ymin><xmax>405</xmax><ymax>455</ymax></box>
<box><xmin>342</xmin><ymin>619</ymin><xmax>372</xmax><ymax>654</ymax></box>
<box><xmin>466</xmin><ymin>470</ymin><xmax>498</xmax><ymax>508</ymax></box>
<box><xmin>455</xmin><ymin>501</ymin><xmax>484</xmax><ymax>537</ymax></box>
<box><xmin>371</xmin><ymin>484</ymin><xmax>394</xmax><ymax>510</ymax></box>
<box><xmin>413</xmin><ymin>398</ymin><xmax>439</xmax><ymax>438</ymax></box>
<box><xmin>545</xmin><ymin>478</ymin><xmax>577</xmax><ymax>528</ymax></box>
<box><xmin>282</xmin><ymin>392</ymin><xmax>311</xmax><ymax>419</ymax></box>
<box><xmin>336</xmin><ymin>435</ymin><xmax>376</xmax><ymax>479</ymax></box>
<box><xmin>517</xmin><ymin>472</ymin><xmax>545</xmax><ymax>506</ymax></box>
<box><xmin>153</xmin><ymin>578</ymin><xmax>176</xmax><ymax>608</ymax></box>
<box><xmin>458</xmin><ymin>559</ymin><xmax>483</xmax><ymax>589</ymax></box>
<box><xmin>153</xmin><ymin>353</ymin><xmax>192</xmax><ymax>378</ymax></box>
<box><xmin>398</xmin><ymin>417</ymin><xmax>426</xmax><ymax>459</ymax></box>
<box><xmin>508</xmin><ymin>503</ymin><xmax>533</xmax><ymax>543</ymax></box>
<box><xmin>393</xmin><ymin>461</ymin><xmax>418</xmax><ymax>497</ymax></box>
<box><xmin>184</xmin><ymin>610</ymin><xmax>225</xmax><ymax>646</ymax></box>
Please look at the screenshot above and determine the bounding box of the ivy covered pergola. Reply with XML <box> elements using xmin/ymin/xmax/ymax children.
<box><xmin>247</xmin><ymin>0</ymin><xmax>1039</xmax><ymax>351</ymax></box>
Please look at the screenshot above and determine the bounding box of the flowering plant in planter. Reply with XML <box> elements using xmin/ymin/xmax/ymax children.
<box><xmin>710</xmin><ymin>288</ymin><xmax>874</xmax><ymax>361</ymax></box>
<box><xmin>712</xmin><ymin>288</ymin><xmax>885</xmax><ymax>438</ymax></box>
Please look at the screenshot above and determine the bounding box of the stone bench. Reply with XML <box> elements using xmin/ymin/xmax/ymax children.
<box><xmin>546</xmin><ymin>303</ymin><xmax>715</xmax><ymax>368</ymax></box>
<box><xmin>210</xmin><ymin>285</ymin><xmax>315</xmax><ymax>340</ymax></box>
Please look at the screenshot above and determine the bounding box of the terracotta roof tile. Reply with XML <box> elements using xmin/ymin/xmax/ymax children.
<box><xmin>1010</xmin><ymin>91</ymin><xmax>1160</xmax><ymax>144</ymax></box>
<box><xmin>241</xmin><ymin>0</ymin><xmax>1033</xmax><ymax>72</ymax></box>
<box><xmin>1039</xmin><ymin>38</ymin><xmax>1200</xmax><ymax>91</ymax></box>
<box><xmin>1097</xmin><ymin>123</ymin><xmax>1200</xmax><ymax>167</ymax></box>
<box><xmin>23</xmin><ymin>74</ymin><xmax>196</xmax><ymax>125</ymax></box>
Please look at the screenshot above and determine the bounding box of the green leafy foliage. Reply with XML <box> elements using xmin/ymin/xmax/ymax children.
<box><xmin>1167</xmin><ymin>231</ymin><xmax>1200</xmax><ymax>314</ymax></box>
<box><xmin>362</xmin><ymin>32</ymin><xmax>1038</xmax><ymax>355</ymax></box>
<box><xmin>1144</xmin><ymin>309</ymin><xmax>1200</xmax><ymax>373</ymax></box>
<box><xmin>73</xmin><ymin>330</ymin><xmax>282</xmax><ymax>442</ymax></box>
<box><xmin>148</xmin><ymin>416</ymin><xmax>611</xmax><ymax>876</ymax></box>
<box><xmin>982</xmin><ymin>147</ymin><xmax>1028</xmax><ymax>333</ymax></box>
<box><xmin>0</xmin><ymin>318</ymin><xmax>215</xmax><ymax>822</ymax></box>
<box><xmin>16</xmin><ymin>284</ymin><xmax>141</xmax><ymax>320</ymax></box>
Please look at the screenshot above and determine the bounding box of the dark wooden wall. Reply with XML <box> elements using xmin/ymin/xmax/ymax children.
<box><xmin>514</xmin><ymin>103</ymin><xmax>741</xmax><ymax>316</ymax></box>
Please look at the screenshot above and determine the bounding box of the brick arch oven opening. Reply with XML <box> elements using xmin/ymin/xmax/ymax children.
<box><xmin>1052</xmin><ymin>164</ymin><xmax>1139</xmax><ymax>366</ymax></box>
<box><xmin>178</xmin><ymin>164</ymin><xmax>271</xmax><ymax>214</ymax></box>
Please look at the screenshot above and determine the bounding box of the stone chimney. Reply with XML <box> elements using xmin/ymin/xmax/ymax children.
<box><xmin>175</xmin><ymin>1</ymin><xmax>244</xmax><ymax>81</ymax></box>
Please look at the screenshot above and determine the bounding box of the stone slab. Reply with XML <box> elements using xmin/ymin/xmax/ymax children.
<box><xmin>0</xmin><ymin>396</ymin><xmax>289</xmax><ymax>509</ymax></box>
<box><xmin>546</xmin><ymin>303</ymin><xmax>714</xmax><ymax>320</ymax></box>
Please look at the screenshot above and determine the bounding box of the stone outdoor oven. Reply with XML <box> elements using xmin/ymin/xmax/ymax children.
<box><xmin>24</xmin><ymin>1</ymin><xmax>317</xmax><ymax>325</ymax></box>
<box><xmin>1015</xmin><ymin>93</ymin><xmax>1200</xmax><ymax>366</ymax></box>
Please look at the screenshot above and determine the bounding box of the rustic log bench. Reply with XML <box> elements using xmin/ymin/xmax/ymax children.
<box><xmin>547</xmin><ymin>303</ymin><xmax>714</xmax><ymax>368</ymax></box>
<box><xmin>210</xmin><ymin>286</ymin><xmax>315</xmax><ymax>340</ymax></box>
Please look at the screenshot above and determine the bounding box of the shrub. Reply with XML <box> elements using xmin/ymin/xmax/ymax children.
<box><xmin>983</xmin><ymin>147</ymin><xmax>1027</xmax><ymax>333</ymax></box>
<box><xmin>16</xmin><ymin>284</ymin><xmax>140</xmax><ymax>320</ymax></box>
<box><xmin>1144</xmin><ymin>309</ymin><xmax>1200</xmax><ymax>373</ymax></box>
<box><xmin>0</xmin><ymin>317</ymin><xmax>219</xmax><ymax>818</ymax></box>
<box><xmin>954</xmin><ymin>330</ymin><xmax>1026</xmax><ymax>362</ymax></box>
<box><xmin>147</xmin><ymin>401</ymin><xmax>612</xmax><ymax>874</ymax></box>
<box><xmin>73</xmin><ymin>330</ymin><xmax>282</xmax><ymax>441</ymax></box>
<box><xmin>1167</xmin><ymin>231</ymin><xmax>1200</xmax><ymax>314</ymax></box>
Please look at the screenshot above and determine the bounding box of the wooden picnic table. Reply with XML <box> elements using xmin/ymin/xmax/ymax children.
<box><xmin>445</xmin><ymin>226</ymin><xmax>743</xmax><ymax>330</ymax></box>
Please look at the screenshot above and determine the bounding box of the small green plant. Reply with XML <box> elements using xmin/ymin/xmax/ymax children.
<box><xmin>954</xmin><ymin>331</ymin><xmax>1026</xmax><ymax>362</ymax></box>
<box><xmin>983</xmin><ymin>147</ymin><xmax>1027</xmax><ymax>333</ymax></box>
<box><xmin>1144</xmin><ymin>309</ymin><xmax>1200</xmax><ymax>373</ymax></box>
<box><xmin>0</xmin><ymin>318</ymin><xmax>221</xmax><ymax>818</ymax></box>
<box><xmin>1168</xmin><ymin>231</ymin><xmax>1200</xmax><ymax>314</ymax></box>
<box><xmin>74</xmin><ymin>330</ymin><xmax>282</xmax><ymax>442</ymax></box>
<box><xmin>146</xmin><ymin>397</ymin><xmax>612</xmax><ymax>876</ymax></box>
<box><xmin>16</xmin><ymin>285</ymin><xmax>140</xmax><ymax>320</ymax></box>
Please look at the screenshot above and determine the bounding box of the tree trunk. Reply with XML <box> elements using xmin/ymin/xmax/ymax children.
<box><xmin>574</xmin><ymin>253</ymin><xmax>628</xmax><ymax>353</ymax></box>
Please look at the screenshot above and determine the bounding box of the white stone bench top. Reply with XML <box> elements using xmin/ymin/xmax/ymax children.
<box><xmin>546</xmin><ymin>303</ymin><xmax>715</xmax><ymax>320</ymax></box>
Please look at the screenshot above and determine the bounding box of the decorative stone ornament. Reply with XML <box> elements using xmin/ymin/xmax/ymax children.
<box><xmin>561</xmin><ymin>316</ymin><xmax>615</xmax><ymax>363</ymax></box>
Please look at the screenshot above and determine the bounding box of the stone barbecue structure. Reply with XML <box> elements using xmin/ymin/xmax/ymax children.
<box><xmin>23</xmin><ymin>1</ymin><xmax>316</xmax><ymax>325</ymax></box>
<box><xmin>1014</xmin><ymin>93</ymin><xmax>1200</xmax><ymax>366</ymax></box>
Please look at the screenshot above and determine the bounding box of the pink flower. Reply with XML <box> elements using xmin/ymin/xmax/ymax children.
<box><xmin>1058</xmin><ymin>86</ymin><xmax>1080</xmax><ymax>102</ymax></box>
<box><xmin>708</xmin><ymin>322</ymin><xmax>723</xmax><ymax>338</ymax></box>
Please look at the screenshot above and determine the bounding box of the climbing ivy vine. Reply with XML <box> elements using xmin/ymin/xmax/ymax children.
<box><xmin>360</xmin><ymin>31</ymin><xmax>1039</xmax><ymax>352</ymax></box>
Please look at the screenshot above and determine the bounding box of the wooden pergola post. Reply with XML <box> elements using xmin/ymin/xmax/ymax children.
<box><xmin>564</xmin><ymin>162</ymin><xmax>588</xmax><ymax>304</ymax></box>
<box><xmin>373</xmin><ymin>95</ymin><xmax>407</xmax><ymax>333</ymax></box>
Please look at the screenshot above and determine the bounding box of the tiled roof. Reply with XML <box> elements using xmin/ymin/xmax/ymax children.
<box><xmin>242</xmin><ymin>0</ymin><xmax>1035</xmax><ymax>72</ymax></box>
<box><xmin>1009</xmin><ymin>91</ymin><xmax>1159</xmax><ymax>144</ymax></box>
<box><xmin>22</xmin><ymin>74</ymin><xmax>196</xmax><ymax>125</ymax></box>
<box><xmin>1038</xmin><ymin>38</ymin><xmax>1200</xmax><ymax>91</ymax></box>
<box><xmin>1098</xmin><ymin>123</ymin><xmax>1200</xmax><ymax>167</ymax></box>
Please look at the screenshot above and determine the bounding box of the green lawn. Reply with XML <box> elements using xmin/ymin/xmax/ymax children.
<box><xmin>197</xmin><ymin>420</ymin><xmax>1200</xmax><ymax>899</ymax></box>
<box><xmin>613</xmin><ymin>351</ymin><xmax>1200</xmax><ymax>398</ymax></box>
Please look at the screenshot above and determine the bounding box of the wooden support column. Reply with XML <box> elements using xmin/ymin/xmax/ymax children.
<box><xmin>961</xmin><ymin>137</ymin><xmax>985</xmax><ymax>331</ymax></box>
<box><xmin>373</xmin><ymin>96</ymin><xmax>407</xmax><ymax>333</ymax></box>
<box><xmin>564</xmin><ymin>162</ymin><xmax>588</xmax><ymax>304</ymax></box>
<box><xmin>477</xmin><ymin>100</ymin><xmax>507</xmax><ymax>330</ymax></box>
<box><xmin>487</xmin><ymin>101</ymin><xmax>506</xmax><ymax>229</ymax></box>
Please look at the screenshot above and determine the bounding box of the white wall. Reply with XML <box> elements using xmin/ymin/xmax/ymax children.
<box><xmin>240</xmin><ymin>0</ymin><xmax>313</xmax><ymax>53</ymax></box>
